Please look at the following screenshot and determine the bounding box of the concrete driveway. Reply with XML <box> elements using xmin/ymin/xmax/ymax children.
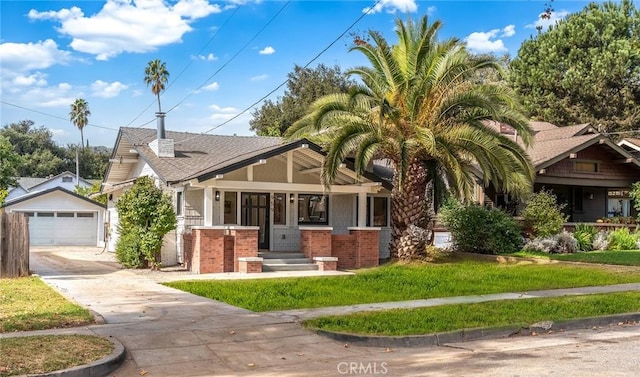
<box><xmin>29</xmin><ymin>246</ymin><xmax>640</xmax><ymax>376</ymax></box>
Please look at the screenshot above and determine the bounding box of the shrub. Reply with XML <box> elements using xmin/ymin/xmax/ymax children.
<box><xmin>607</xmin><ymin>228</ymin><xmax>639</xmax><ymax>251</ymax></box>
<box><xmin>523</xmin><ymin>231</ymin><xmax>578</xmax><ymax>254</ymax></box>
<box><xmin>521</xmin><ymin>189</ymin><xmax>568</xmax><ymax>238</ymax></box>
<box><xmin>573</xmin><ymin>224</ymin><xmax>597</xmax><ymax>252</ymax></box>
<box><xmin>439</xmin><ymin>201</ymin><xmax>522</xmax><ymax>254</ymax></box>
<box><xmin>592</xmin><ymin>231</ymin><xmax>610</xmax><ymax>251</ymax></box>
<box><xmin>115</xmin><ymin>176</ymin><xmax>176</xmax><ymax>269</ymax></box>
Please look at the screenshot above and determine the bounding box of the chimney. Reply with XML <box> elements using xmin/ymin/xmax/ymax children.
<box><xmin>150</xmin><ymin>111</ymin><xmax>174</xmax><ymax>158</ymax></box>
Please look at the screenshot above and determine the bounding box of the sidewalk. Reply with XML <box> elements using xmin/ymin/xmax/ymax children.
<box><xmin>12</xmin><ymin>247</ymin><xmax>640</xmax><ymax>376</ymax></box>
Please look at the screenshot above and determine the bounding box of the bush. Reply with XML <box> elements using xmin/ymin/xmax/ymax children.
<box><xmin>439</xmin><ymin>201</ymin><xmax>522</xmax><ymax>254</ymax></box>
<box><xmin>607</xmin><ymin>228</ymin><xmax>639</xmax><ymax>251</ymax></box>
<box><xmin>573</xmin><ymin>224</ymin><xmax>597</xmax><ymax>252</ymax></box>
<box><xmin>592</xmin><ymin>231</ymin><xmax>610</xmax><ymax>251</ymax></box>
<box><xmin>523</xmin><ymin>231</ymin><xmax>578</xmax><ymax>254</ymax></box>
<box><xmin>521</xmin><ymin>189</ymin><xmax>568</xmax><ymax>238</ymax></box>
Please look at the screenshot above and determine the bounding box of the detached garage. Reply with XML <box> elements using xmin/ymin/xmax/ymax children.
<box><xmin>2</xmin><ymin>187</ymin><xmax>105</xmax><ymax>246</ymax></box>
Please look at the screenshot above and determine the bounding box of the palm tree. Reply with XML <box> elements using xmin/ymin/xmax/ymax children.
<box><xmin>144</xmin><ymin>59</ymin><xmax>170</xmax><ymax>114</ymax></box>
<box><xmin>69</xmin><ymin>98</ymin><xmax>90</xmax><ymax>149</ymax></box>
<box><xmin>287</xmin><ymin>16</ymin><xmax>535</xmax><ymax>260</ymax></box>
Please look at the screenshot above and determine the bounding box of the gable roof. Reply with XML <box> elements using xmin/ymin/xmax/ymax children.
<box><xmin>14</xmin><ymin>177</ymin><xmax>48</xmax><ymax>191</ymax></box>
<box><xmin>2</xmin><ymin>187</ymin><xmax>106</xmax><ymax>209</ymax></box>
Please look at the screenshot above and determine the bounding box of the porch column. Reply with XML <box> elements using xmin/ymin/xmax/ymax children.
<box><xmin>358</xmin><ymin>192</ymin><xmax>367</xmax><ymax>227</ymax></box>
<box><xmin>204</xmin><ymin>187</ymin><xmax>213</xmax><ymax>226</ymax></box>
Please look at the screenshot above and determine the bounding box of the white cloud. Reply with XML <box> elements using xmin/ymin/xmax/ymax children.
<box><xmin>363</xmin><ymin>0</ymin><xmax>417</xmax><ymax>14</ymax></box>
<box><xmin>91</xmin><ymin>80</ymin><xmax>128</xmax><ymax>98</ymax></box>
<box><xmin>526</xmin><ymin>11</ymin><xmax>570</xmax><ymax>31</ymax></box>
<box><xmin>501</xmin><ymin>24</ymin><xmax>516</xmax><ymax>37</ymax></box>
<box><xmin>0</xmin><ymin>39</ymin><xmax>71</xmax><ymax>72</ymax></box>
<box><xmin>259</xmin><ymin>46</ymin><xmax>275</xmax><ymax>55</ymax></box>
<box><xmin>28</xmin><ymin>0</ymin><xmax>221</xmax><ymax>60</ymax></box>
<box><xmin>203</xmin><ymin>82</ymin><xmax>220</xmax><ymax>91</ymax></box>
<box><xmin>26</xmin><ymin>82</ymin><xmax>76</xmax><ymax>108</ymax></box>
<box><xmin>250</xmin><ymin>74</ymin><xmax>268</xmax><ymax>81</ymax></box>
<box><xmin>192</xmin><ymin>52</ymin><xmax>217</xmax><ymax>61</ymax></box>
<box><xmin>48</xmin><ymin>128</ymin><xmax>66</xmax><ymax>136</ymax></box>
<box><xmin>465</xmin><ymin>25</ymin><xmax>515</xmax><ymax>53</ymax></box>
<box><xmin>12</xmin><ymin>72</ymin><xmax>48</xmax><ymax>87</ymax></box>
<box><xmin>209</xmin><ymin>104</ymin><xmax>237</xmax><ymax>112</ymax></box>
<box><xmin>426</xmin><ymin>6</ymin><xmax>436</xmax><ymax>16</ymax></box>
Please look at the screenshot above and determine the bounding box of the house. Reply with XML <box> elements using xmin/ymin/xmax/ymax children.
<box><xmin>481</xmin><ymin>121</ymin><xmax>640</xmax><ymax>221</ymax></box>
<box><xmin>102</xmin><ymin>127</ymin><xmax>392</xmax><ymax>273</ymax></box>
<box><xmin>2</xmin><ymin>171</ymin><xmax>106</xmax><ymax>246</ymax></box>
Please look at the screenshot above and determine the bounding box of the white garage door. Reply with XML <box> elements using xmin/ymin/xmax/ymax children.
<box><xmin>28</xmin><ymin>212</ymin><xmax>97</xmax><ymax>246</ymax></box>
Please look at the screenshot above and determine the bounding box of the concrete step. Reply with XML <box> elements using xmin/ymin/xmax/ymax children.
<box><xmin>258</xmin><ymin>252</ymin><xmax>306</xmax><ymax>259</ymax></box>
<box><xmin>262</xmin><ymin>263</ymin><xmax>319</xmax><ymax>272</ymax></box>
<box><xmin>261</xmin><ymin>258</ymin><xmax>312</xmax><ymax>265</ymax></box>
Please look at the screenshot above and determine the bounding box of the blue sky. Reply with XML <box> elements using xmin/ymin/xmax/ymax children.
<box><xmin>1</xmin><ymin>0</ymin><xmax>595</xmax><ymax>148</ymax></box>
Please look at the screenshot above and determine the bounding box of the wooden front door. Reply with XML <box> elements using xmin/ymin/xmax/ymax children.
<box><xmin>241</xmin><ymin>193</ymin><xmax>270</xmax><ymax>250</ymax></box>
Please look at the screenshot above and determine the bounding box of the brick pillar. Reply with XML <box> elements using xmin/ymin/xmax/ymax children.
<box><xmin>238</xmin><ymin>257</ymin><xmax>263</xmax><ymax>273</ymax></box>
<box><xmin>331</xmin><ymin>234</ymin><xmax>356</xmax><ymax>270</ymax></box>
<box><xmin>299</xmin><ymin>227</ymin><xmax>333</xmax><ymax>259</ymax></box>
<box><xmin>231</xmin><ymin>227</ymin><xmax>259</xmax><ymax>272</ymax></box>
<box><xmin>348</xmin><ymin>227</ymin><xmax>380</xmax><ymax>268</ymax></box>
<box><xmin>182</xmin><ymin>233</ymin><xmax>193</xmax><ymax>271</ymax></box>
<box><xmin>190</xmin><ymin>227</ymin><xmax>226</xmax><ymax>273</ymax></box>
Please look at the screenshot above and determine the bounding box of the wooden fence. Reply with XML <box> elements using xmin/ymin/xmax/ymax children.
<box><xmin>0</xmin><ymin>210</ymin><xmax>30</xmax><ymax>278</ymax></box>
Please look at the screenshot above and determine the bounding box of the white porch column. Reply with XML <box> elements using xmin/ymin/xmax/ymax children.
<box><xmin>204</xmin><ymin>187</ymin><xmax>214</xmax><ymax>226</ymax></box>
<box><xmin>218</xmin><ymin>190</ymin><xmax>225</xmax><ymax>224</ymax></box>
<box><xmin>287</xmin><ymin>151</ymin><xmax>293</xmax><ymax>183</ymax></box>
<box><xmin>358</xmin><ymin>192</ymin><xmax>367</xmax><ymax>227</ymax></box>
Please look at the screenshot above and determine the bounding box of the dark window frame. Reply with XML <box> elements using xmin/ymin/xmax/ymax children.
<box><xmin>297</xmin><ymin>194</ymin><xmax>329</xmax><ymax>225</ymax></box>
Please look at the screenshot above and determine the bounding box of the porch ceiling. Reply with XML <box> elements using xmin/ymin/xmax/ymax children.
<box><xmin>104</xmin><ymin>137</ymin><xmax>139</xmax><ymax>185</ymax></box>
<box><xmin>274</xmin><ymin>148</ymin><xmax>358</xmax><ymax>186</ymax></box>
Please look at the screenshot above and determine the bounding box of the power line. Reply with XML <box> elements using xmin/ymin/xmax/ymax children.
<box><xmin>127</xmin><ymin>4</ymin><xmax>244</xmax><ymax>127</ymax></box>
<box><xmin>174</xmin><ymin>0</ymin><xmax>382</xmax><ymax>145</ymax></box>
<box><xmin>0</xmin><ymin>100</ymin><xmax>119</xmax><ymax>131</ymax></box>
<box><xmin>164</xmin><ymin>0</ymin><xmax>291</xmax><ymax>115</ymax></box>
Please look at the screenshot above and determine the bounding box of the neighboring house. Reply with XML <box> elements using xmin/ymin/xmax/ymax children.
<box><xmin>102</xmin><ymin>127</ymin><xmax>392</xmax><ymax>271</ymax></box>
<box><xmin>2</xmin><ymin>172</ymin><xmax>105</xmax><ymax>246</ymax></box>
<box><xmin>481</xmin><ymin>121</ymin><xmax>640</xmax><ymax>221</ymax></box>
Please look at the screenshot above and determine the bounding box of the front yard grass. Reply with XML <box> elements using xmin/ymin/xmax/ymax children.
<box><xmin>304</xmin><ymin>292</ymin><xmax>640</xmax><ymax>336</ymax></box>
<box><xmin>0</xmin><ymin>276</ymin><xmax>94</xmax><ymax>332</ymax></box>
<box><xmin>165</xmin><ymin>259</ymin><xmax>640</xmax><ymax>312</ymax></box>
<box><xmin>512</xmin><ymin>250</ymin><xmax>640</xmax><ymax>266</ymax></box>
<box><xmin>0</xmin><ymin>335</ymin><xmax>113</xmax><ymax>377</ymax></box>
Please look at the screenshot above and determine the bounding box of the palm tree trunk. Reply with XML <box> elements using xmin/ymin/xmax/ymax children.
<box><xmin>390</xmin><ymin>158</ymin><xmax>430</xmax><ymax>260</ymax></box>
<box><xmin>157</xmin><ymin>93</ymin><xmax>162</xmax><ymax>113</ymax></box>
<box><xmin>80</xmin><ymin>128</ymin><xmax>85</xmax><ymax>150</ymax></box>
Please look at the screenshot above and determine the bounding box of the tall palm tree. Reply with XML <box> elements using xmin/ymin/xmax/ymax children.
<box><xmin>69</xmin><ymin>98</ymin><xmax>90</xmax><ymax>149</ymax></box>
<box><xmin>144</xmin><ymin>59</ymin><xmax>170</xmax><ymax>114</ymax></box>
<box><xmin>287</xmin><ymin>16</ymin><xmax>535</xmax><ymax>260</ymax></box>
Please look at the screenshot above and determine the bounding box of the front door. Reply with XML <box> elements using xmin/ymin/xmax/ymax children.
<box><xmin>241</xmin><ymin>193</ymin><xmax>270</xmax><ymax>250</ymax></box>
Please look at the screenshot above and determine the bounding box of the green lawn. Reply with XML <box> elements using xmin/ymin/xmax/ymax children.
<box><xmin>304</xmin><ymin>292</ymin><xmax>640</xmax><ymax>336</ymax></box>
<box><xmin>165</xmin><ymin>260</ymin><xmax>640</xmax><ymax>311</ymax></box>
<box><xmin>0</xmin><ymin>276</ymin><xmax>95</xmax><ymax>332</ymax></box>
<box><xmin>512</xmin><ymin>250</ymin><xmax>640</xmax><ymax>266</ymax></box>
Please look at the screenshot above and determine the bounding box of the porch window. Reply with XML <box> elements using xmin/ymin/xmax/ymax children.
<box><xmin>224</xmin><ymin>191</ymin><xmax>237</xmax><ymax>224</ymax></box>
<box><xmin>298</xmin><ymin>194</ymin><xmax>328</xmax><ymax>225</ymax></box>
<box><xmin>273</xmin><ymin>193</ymin><xmax>286</xmax><ymax>225</ymax></box>
<box><xmin>573</xmin><ymin>161</ymin><xmax>599</xmax><ymax>173</ymax></box>
<box><xmin>372</xmin><ymin>197</ymin><xmax>388</xmax><ymax>227</ymax></box>
<box><xmin>608</xmin><ymin>189</ymin><xmax>631</xmax><ymax>217</ymax></box>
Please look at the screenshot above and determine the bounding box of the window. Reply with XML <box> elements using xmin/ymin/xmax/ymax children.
<box><xmin>573</xmin><ymin>187</ymin><xmax>583</xmax><ymax>212</ymax></box>
<box><xmin>273</xmin><ymin>193</ymin><xmax>286</xmax><ymax>225</ymax></box>
<box><xmin>298</xmin><ymin>194</ymin><xmax>328</xmax><ymax>225</ymax></box>
<box><xmin>37</xmin><ymin>212</ymin><xmax>54</xmax><ymax>217</ymax></box>
<box><xmin>372</xmin><ymin>197</ymin><xmax>388</xmax><ymax>227</ymax></box>
<box><xmin>608</xmin><ymin>189</ymin><xmax>631</xmax><ymax>217</ymax></box>
<box><xmin>62</xmin><ymin>176</ymin><xmax>73</xmax><ymax>183</ymax></box>
<box><xmin>176</xmin><ymin>191</ymin><xmax>183</xmax><ymax>216</ymax></box>
<box><xmin>573</xmin><ymin>161</ymin><xmax>599</xmax><ymax>173</ymax></box>
<box><xmin>77</xmin><ymin>213</ymin><xmax>94</xmax><ymax>218</ymax></box>
<box><xmin>57</xmin><ymin>212</ymin><xmax>74</xmax><ymax>218</ymax></box>
<box><xmin>224</xmin><ymin>191</ymin><xmax>237</xmax><ymax>224</ymax></box>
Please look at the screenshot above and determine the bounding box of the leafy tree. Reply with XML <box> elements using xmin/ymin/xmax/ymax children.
<box><xmin>64</xmin><ymin>145</ymin><xmax>110</xmax><ymax>179</ymax></box>
<box><xmin>250</xmin><ymin>64</ymin><xmax>354</xmax><ymax>136</ymax></box>
<box><xmin>287</xmin><ymin>16</ymin><xmax>534</xmax><ymax>260</ymax></box>
<box><xmin>0</xmin><ymin>135</ymin><xmax>20</xmax><ymax>205</ymax></box>
<box><xmin>521</xmin><ymin>189</ymin><xmax>568</xmax><ymax>238</ymax></box>
<box><xmin>75</xmin><ymin>181</ymin><xmax>107</xmax><ymax>205</ymax></box>
<box><xmin>144</xmin><ymin>59</ymin><xmax>170</xmax><ymax>114</ymax></box>
<box><xmin>115</xmin><ymin>176</ymin><xmax>176</xmax><ymax>269</ymax></box>
<box><xmin>0</xmin><ymin>120</ymin><xmax>66</xmax><ymax>177</ymax></box>
<box><xmin>69</xmin><ymin>98</ymin><xmax>91</xmax><ymax>149</ymax></box>
<box><xmin>510</xmin><ymin>0</ymin><xmax>640</xmax><ymax>133</ymax></box>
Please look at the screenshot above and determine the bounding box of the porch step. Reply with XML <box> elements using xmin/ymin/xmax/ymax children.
<box><xmin>258</xmin><ymin>252</ymin><xmax>306</xmax><ymax>259</ymax></box>
<box><xmin>262</xmin><ymin>263</ymin><xmax>319</xmax><ymax>272</ymax></box>
<box><xmin>262</xmin><ymin>258</ymin><xmax>313</xmax><ymax>265</ymax></box>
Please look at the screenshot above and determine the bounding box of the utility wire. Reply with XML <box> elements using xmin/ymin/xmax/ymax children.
<box><xmin>1</xmin><ymin>100</ymin><xmax>119</xmax><ymax>131</ymax></box>
<box><xmin>127</xmin><ymin>4</ymin><xmax>244</xmax><ymax>127</ymax></box>
<box><xmin>174</xmin><ymin>0</ymin><xmax>382</xmax><ymax>146</ymax></box>
<box><xmin>164</xmin><ymin>0</ymin><xmax>291</xmax><ymax>115</ymax></box>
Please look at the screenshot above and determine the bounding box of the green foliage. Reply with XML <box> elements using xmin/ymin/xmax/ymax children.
<box><xmin>74</xmin><ymin>182</ymin><xmax>107</xmax><ymax>205</ymax></box>
<box><xmin>250</xmin><ymin>64</ymin><xmax>354</xmax><ymax>136</ymax></box>
<box><xmin>573</xmin><ymin>224</ymin><xmax>597</xmax><ymax>251</ymax></box>
<box><xmin>606</xmin><ymin>227</ymin><xmax>639</xmax><ymax>250</ymax></box>
<box><xmin>510</xmin><ymin>0</ymin><xmax>640</xmax><ymax>132</ymax></box>
<box><xmin>144</xmin><ymin>59</ymin><xmax>170</xmax><ymax>113</ymax></box>
<box><xmin>523</xmin><ymin>231</ymin><xmax>578</xmax><ymax>254</ymax></box>
<box><xmin>439</xmin><ymin>200</ymin><xmax>523</xmax><ymax>254</ymax></box>
<box><xmin>0</xmin><ymin>135</ymin><xmax>20</xmax><ymax>193</ymax></box>
<box><xmin>629</xmin><ymin>181</ymin><xmax>640</xmax><ymax>216</ymax></box>
<box><xmin>115</xmin><ymin>177</ymin><xmax>176</xmax><ymax>269</ymax></box>
<box><xmin>521</xmin><ymin>189</ymin><xmax>568</xmax><ymax>238</ymax></box>
<box><xmin>69</xmin><ymin>98</ymin><xmax>90</xmax><ymax>148</ymax></box>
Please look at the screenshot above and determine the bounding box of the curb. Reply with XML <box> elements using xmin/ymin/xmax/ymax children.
<box><xmin>25</xmin><ymin>335</ymin><xmax>126</xmax><ymax>377</ymax></box>
<box><xmin>313</xmin><ymin>313</ymin><xmax>640</xmax><ymax>348</ymax></box>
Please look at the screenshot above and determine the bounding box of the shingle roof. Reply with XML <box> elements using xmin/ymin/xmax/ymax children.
<box><xmin>2</xmin><ymin>187</ymin><xmax>105</xmax><ymax>209</ymax></box>
<box><xmin>533</xmin><ymin>123</ymin><xmax>591</xmax><ymax>142</ymax></box>
<box><xmin>15</xmin><ymin>177</ymin><xmax>48</xmax><ymax>190</ymax></box>
<box><xmin>528</xmin><ymin>134</ymin><xmax>601</xmax><ymax>167</ymax></box>
<box><xmin>120</xmin><ymin>128</ymin><xmax>285</xmax><ymax>183</ymax></box>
